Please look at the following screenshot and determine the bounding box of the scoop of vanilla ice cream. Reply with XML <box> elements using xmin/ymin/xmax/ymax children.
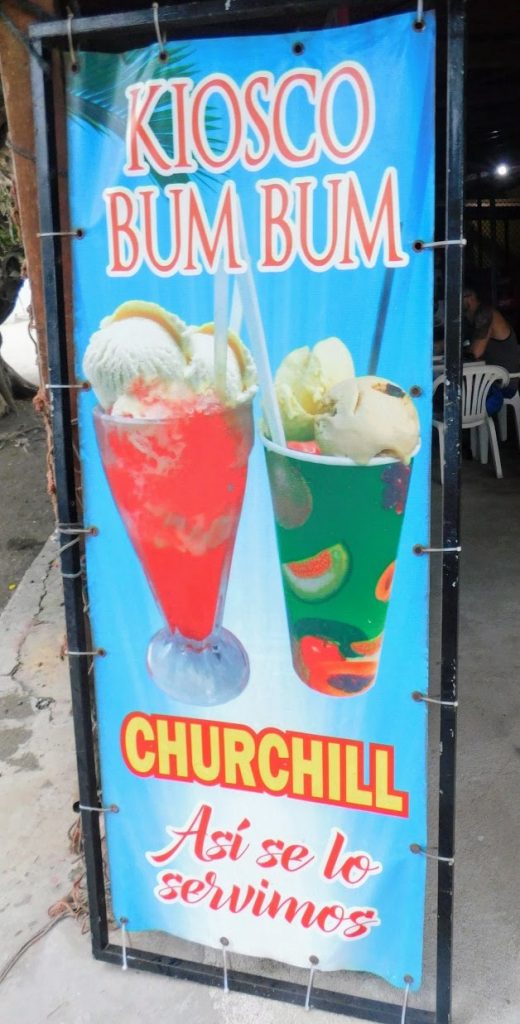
<box><xmin>183</xmin><ymin>328</ymin><xmax>243</xmax><ymax>401</ymax></box>
<box><xmin>275</xmin><ymin>338</ymin><xmax>354</xmax><ymax>440</ymax></box>
<box><xmin>312</xmin><ymin>338</ymin><xmax>355</xmax><ymax>390</ymax></box>
<box><xmin>181</xmin><ymin>324</ymin><xmax>257</xmax><ymax>405</ymax></box>
<box><xmin>315</xmin><ymin>376</ymin><xmax>420</xmax><ymax>464</ymax></box>
<box><xmin>84</xmin><ymin>302</ymin><xmax>258</xmax><ymax>412</ymax></box>
<box><xmin>84</xmin><ymin>315</ymin><xmax>186</xmax><ymax>410</ymax></box>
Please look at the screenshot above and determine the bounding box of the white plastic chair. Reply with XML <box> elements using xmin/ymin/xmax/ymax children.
<box><xmin>433</xmin><ymin>363</ymin><xmax>510</xmax><ymax>482</ymax></box>
<box><xmin>497</xmin><ymin>371</ymin><xmax>520</xmax><ymax>447</ymax></box>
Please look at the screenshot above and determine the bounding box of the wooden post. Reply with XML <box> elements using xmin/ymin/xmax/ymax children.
<box><xmin>0</xmin><ymin>0</ymin><xmax>68</xmax><ymax>503</ymax></box>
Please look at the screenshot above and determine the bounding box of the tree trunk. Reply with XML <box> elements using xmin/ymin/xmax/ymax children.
<box><xmin>0</xmin><ymin>0</ymin><xmax>64</xmax><ymax>504</ymax></box>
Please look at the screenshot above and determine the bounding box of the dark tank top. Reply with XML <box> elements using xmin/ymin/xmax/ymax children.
<box><xmin>485</xmin><ymin>328</ymin><xmax>520</xmax><ymax>374</ymax></box>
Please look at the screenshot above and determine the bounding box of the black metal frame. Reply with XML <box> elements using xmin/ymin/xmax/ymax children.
<box><xmin>29</xmin><ymin>2</ymin><xmax>465</xmax><ymax>1021</ymax></box>
<box><xmin>437</xmin><ymin>3</ymin><xmax>465</xmax><ymax>1022</ymax></box>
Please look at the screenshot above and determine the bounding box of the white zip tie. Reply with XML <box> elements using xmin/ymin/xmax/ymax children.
<box><xmin>412</xmin><ymin>691</ymin><xmax>458</xmax><ymax>708</ymax></box>
<box><xmin>37</xmin><ymin>229</ymin><xmax>84</xmax><ymax>238</ymax></box>
<box><xmin>120</xmin><ymin>918</ymin><xmax>128</xmax><ymax>970</ymax></box>
<box><xmin>414</xmin><ymin>238</ymin><xmax>466</xmax><ymax>250</ymax></box>
<box><xmin>304</xmin><ymin>956</ymin><xmax>319</xmax><ymax>1011</ymax></box>
<box><xmin>220</xmin><ymin>937</ymin><xmax>229</xmax><ymax>992</ymax></box>
<box><xmin>61</xmin><ymin>568</ymin><xmax>84</xmax><ymax>580</ymax></box>
<box><xmin>57</xmin><ymin>524</ymin><xmax>97</xmax><ymax>535</ymax></box>
<box><xmin>410</xmin><ymin>843</ymin><xmax>454</xmax><ymax>866</ymax></box>
<box><xmin>66</xmin><ymin>648</ymin><xmax>106</xmax><ymax>657</ymax></box>
<box><xmin>413</xmin><ymin>544</ymin><xmax>461</xmax><ymax>555</ymax></box>
<box><xmin>45</xmin><ymin>382</ymin><xmax>90</xmax><ymax>390</ymax></box>
<box><xmin>401</xmin><ymin>976</ymin><xmax>413</xmax><ymax>1023</ymax></box>
<box><xmin>152</xmin><ymin>2</ymin><xmax>167</xmax><ymax>57</ymax></box>
<box><xmin>55</xmin><ymin>526</ymin><xmax>96</xmax><ymax>558</ymax></box>
<box><xmin>66</xmin><ymin>8</ymin><xmax>79</xmax><ymax>71</ymax></box>
<box><xmin>78</xmin><ymin>803</ymin><xmax>119</xmax><ymax>814</ymax></box>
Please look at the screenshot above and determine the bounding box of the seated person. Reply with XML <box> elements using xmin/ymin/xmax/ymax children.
<box><xmin>462</xmin><ymin>284</ymin><xmax>520</xmax><ymax>412</ymax></box>
<box><xmin>434</xmin><ymin>286</ymin><xmax>519</xmax><ymax>421</ymax></box>
<box><xmin>463</xmin><ymin>284</ymin><xmax>520</xmax><ymax>378</ymax></box>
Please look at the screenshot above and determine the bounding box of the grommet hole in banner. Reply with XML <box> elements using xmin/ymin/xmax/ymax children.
<box><xmin>413</xmin><ymin>0</ymin><xmax>425</xmax><ymax>31</ymax></box>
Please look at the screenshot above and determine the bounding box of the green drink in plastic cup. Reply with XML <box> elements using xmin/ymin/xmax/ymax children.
<box><xmin>262</xmin><ymin>437</ymin><xmax>416</xmax><ymax>697</ymax></box>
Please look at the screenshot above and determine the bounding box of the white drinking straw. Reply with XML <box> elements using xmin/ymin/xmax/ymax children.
<box><xmin>235</xmin><ymin>204</ymin><xmax>286</xmax><ymax>447</ymax></box>
<box><xmin>213</xmin><ymin>255</ymin><xmax>229</xmax><ymax>400</ymax></box>
<box><xmin>230</xmin><ymin>278</ymin><xmax>243</xmax><ymax>336</ymax></box>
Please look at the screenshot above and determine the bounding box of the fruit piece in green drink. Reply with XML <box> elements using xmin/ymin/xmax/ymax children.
<box><xmin>282</xmin><ymin>543</ymin><xmax>349</xmax><ymax>602</ymax></box>
<box><xmin>292</xmin><ymin>617</ymin><xmax>368</xmax><ymax>657</ymax></box>
<box><xmin>295</xmin><ymin>634</ymin><xmax>378</xmax><ymax>696</ymax></box>
<box><xmin>266</xmin><ymin>453</ymin><xmax>313</xmax><ymax>529</ymax></box>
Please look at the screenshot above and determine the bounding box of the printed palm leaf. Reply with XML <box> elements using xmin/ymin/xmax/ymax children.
<box><xmin>67</xmin><ymin>45</ymin><xmax>223</xmax><ymax>190</ymax></box>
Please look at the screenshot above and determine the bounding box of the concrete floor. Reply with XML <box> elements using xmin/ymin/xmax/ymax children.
<box><xmin>0</xmin><ymin>440</ymin><xmax>519</xmax><ymax>1023</ymax></box>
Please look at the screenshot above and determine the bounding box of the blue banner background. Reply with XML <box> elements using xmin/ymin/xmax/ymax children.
<box><xmin>67</xmin><ymin>11</ymin><xmax>435</xmax><ymax>990</ymax></box>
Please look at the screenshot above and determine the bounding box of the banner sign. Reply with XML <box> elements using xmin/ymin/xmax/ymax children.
<box><xmin>67</xmin><ymin>11</ymin><xmax>435</xmax><ymax>990</ymax></box>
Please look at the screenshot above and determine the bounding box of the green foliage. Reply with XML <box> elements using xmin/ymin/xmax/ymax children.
<box><xmin>0</xmin><ymin>79</ymin><xmax>22</xmax><ymax>263</ymax></box>
<box><xmin>67</xmin><ymin>44</ymin><xmax>222</xmax><ymax>190</ymax></box>
<box><xmin>0</xmin><ymin>164</ymin><xmax>21</xmax><ymax>250</ymax></box>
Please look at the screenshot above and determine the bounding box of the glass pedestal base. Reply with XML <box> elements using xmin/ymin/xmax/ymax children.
<box><xmin>147</xmin><ymin>626</ymin><xmax>250</xmax><ymax>706</ymax></box>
